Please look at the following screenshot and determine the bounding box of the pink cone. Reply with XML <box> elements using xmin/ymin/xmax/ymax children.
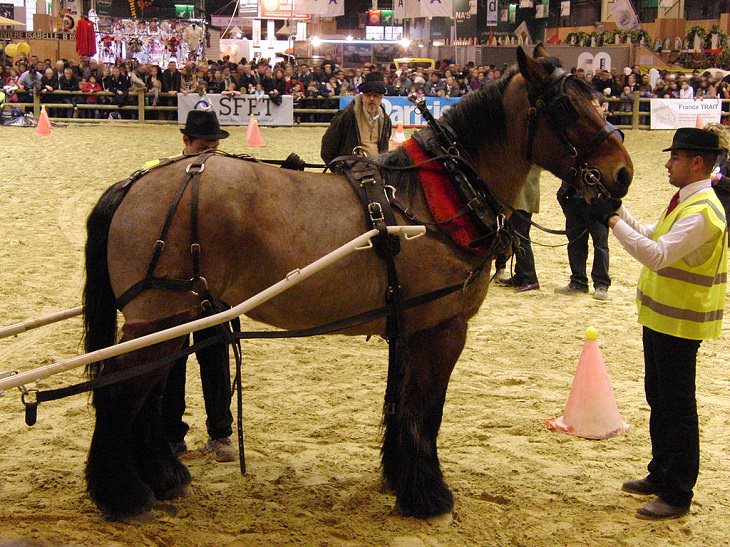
<box><xmin>246</xmin><ymin>116</ymin><xmax>264</xmax><ymax>147</ymax></box>
<box><xmin>546</xmin><ymin>337</ymin><xmax>629</xmax><ymax>439</ymax></box>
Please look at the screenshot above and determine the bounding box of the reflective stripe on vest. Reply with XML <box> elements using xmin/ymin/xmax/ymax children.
<box><xmin>636</xmin><ymin>191</ymin><xmax>728</xmax><ymax>340</ymax></box>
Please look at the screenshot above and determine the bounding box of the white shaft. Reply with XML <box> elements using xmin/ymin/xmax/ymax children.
<box><xmin>0</xmin><ymin>306</ymin><xmax>84</xmax><ymax>340</ymax></box>
<box><xmin>0</xmin><ymin>226</ymin><xmax>425</xmax><ymax>393</ymax></box>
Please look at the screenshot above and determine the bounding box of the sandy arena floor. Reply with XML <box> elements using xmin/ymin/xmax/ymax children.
<box><xmin>0</xmin><ymin>124</ymin><xmax>728</xmax><ymax>546</ymax></box>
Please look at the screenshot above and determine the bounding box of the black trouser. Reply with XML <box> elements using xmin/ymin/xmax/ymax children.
<box><xmin>558</xmin><ymin>191</ymin><xmax>611</xmax><ymax>289</ymax></box>
<box><xmin>495</xmin><ymin>210</ymin><xmax>538</xmax><ymax>285</ymax></box>
<box><xmin>162</xmin><ymin>326</ymin><xmax>233</xmax><ymax>443</ymax></box>
<box><xmin>642</xmin><ymin>326</ymin><xmax>701</xmax><ymax>507</ymax></box>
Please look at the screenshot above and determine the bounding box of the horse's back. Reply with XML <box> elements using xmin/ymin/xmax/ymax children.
<box><xmin>107</xmin><ymin>155</ymin><xmax>489</xmax><ymax>333</ymax></box>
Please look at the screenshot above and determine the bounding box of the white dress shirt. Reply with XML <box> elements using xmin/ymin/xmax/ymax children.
<box><xmin>611</xmin><ymin>179</ymin><xmax>721</xmax><ymax>270</ymax></box>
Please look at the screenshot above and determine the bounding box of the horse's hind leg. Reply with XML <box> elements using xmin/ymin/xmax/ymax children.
<box><xmin>134</xmin><ymin>379</ymin><xmax>192</xmax><ymax>500</ymax></box>
<box><xmin>86</xmin><ymin>319</ymin><xmax>189</xmax><ymax>518</ymax></box>
<box><xmin>381</xmin><ymin>314</ymin><xmax>468</xmax><ymax>518</ymax></box>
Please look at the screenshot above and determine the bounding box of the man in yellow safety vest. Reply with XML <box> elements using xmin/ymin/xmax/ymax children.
<box><xmin>589</xmin><ymin>127</ymin><xmax>727</xmax><ymax>520</ymax></box>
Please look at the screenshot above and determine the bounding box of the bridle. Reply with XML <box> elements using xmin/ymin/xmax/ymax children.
<box><xmin>525</xmin><ymin>66</ymin><xmax>620</xmax><ymax>199</ymax></box>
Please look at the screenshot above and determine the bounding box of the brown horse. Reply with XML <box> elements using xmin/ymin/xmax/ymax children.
<box><xmin>82</xmin><ymin>45</ymin><xmax>633</xmax><ymax>519</ymax></box>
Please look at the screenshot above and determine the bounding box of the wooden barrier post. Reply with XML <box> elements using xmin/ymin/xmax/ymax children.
<box><xmin>137</xmin><ymin>88</ymin><xmax>146</xmax><ymax>122</ymax></box>
<box><xmin>33</xmin><ymin>89</ymin><xmax>41</xmax><ymax>118</ymax></box>
<box><xmin>631</xmin><ymin>91</ymin><xmax>640</xmax><ymax>130</ymax></box>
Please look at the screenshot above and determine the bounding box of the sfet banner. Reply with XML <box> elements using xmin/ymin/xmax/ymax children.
<box><xmin>339</xmin><ymin>96</ymin><xmax>461</xmax><ymax>126</ymax></box>
<box><xmin>177</xmin><ymin>94</ymin><xmax>294</xmax><ymax>126</ymax></box>
<box><xmin>649</xmin><ymin>99</ymin><xmax>722</xmax><ymax>130</ymax></box>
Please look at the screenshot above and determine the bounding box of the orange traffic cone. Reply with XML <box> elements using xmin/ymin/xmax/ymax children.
<box><xmin>245</xmin><ymin>114</ymin><xmax>264</xmax><ymax>147</ymax></box>
<box><xmin>545</xmin><ymin>327</ymin><xmax>629</xmax><ymax>439</ymax></box>
<box><xmin>391</xmin><ymin>122</ymin><xmax>406</xmax><ymax>147</ymax></box>
<box><xmin>695</xmin><ymin>114</ymin><xmax>705</xmax><ymax>129</ymax></box>
<box><xmin>36</xmin><ymin>105</ymin><xmax>52</xmax><ymax>136</ymax></box>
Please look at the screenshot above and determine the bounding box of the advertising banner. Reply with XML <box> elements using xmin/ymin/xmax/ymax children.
<box><xmin>178</xmin><ymin>94</ymin><xmax>294</xmax><ymax>126</ymax></box>
<box><xmin>486</xmin><ymin>0</ymin><xmax>497</xmax><ymax>26</ymax></box>
<box><xmin>650</xmin><ymin>99</ymin><xmax>722</xmax><ymax>130</ymax></box>
<box><xmin>339</xmin><ymin>96</ymin><xmax>460</xmax><ymax>126</ymax></box>
<box><xmin>421</xmin><ymin>0</ymin><xmax>453</xmax><ymax>18</ymax></box>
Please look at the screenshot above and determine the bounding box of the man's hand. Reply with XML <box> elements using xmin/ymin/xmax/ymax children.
<box><xmin>588</xmin><ymin>197</ymin><xmax>622</xmax><ymax>227</ymax></box>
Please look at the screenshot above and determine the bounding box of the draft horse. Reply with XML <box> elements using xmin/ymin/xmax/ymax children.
<box><xmin>82</xmin><ymin>45</ymin><xmax>633</xmax><ymax>519</ymax></box>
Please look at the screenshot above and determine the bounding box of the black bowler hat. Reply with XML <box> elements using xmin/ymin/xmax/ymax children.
<box><xmin>180</xmin><ymin>109</ymin><xmax>229</xmax><ymax>140</ymax></box>
<box><xmin>359</xmin><ymin>71</ymin><xmax>387</xmax><ymax>95</ymax></box>
<box><xmin>662</xmin><ymin>127</ymin><xmax>722</xmax><ymax>153</ymax></box>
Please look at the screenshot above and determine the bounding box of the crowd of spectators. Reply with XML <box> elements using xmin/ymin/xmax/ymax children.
<box><xmin>3</xmin><ymin>53</ymin><xmax>730</xmax><ymax>121</ymax></box>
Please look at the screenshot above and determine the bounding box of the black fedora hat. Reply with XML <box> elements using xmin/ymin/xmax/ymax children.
<box><xmin>180</xmin><ymin>109</ymin><xmax>229</xmax><ymax>140</ymax></box>
<box><xmin>359</xmin><ymin>71</ymin><xmax>387</xmax><ymax>95</ymax></box>
<box><xmin>662</xmin><ymin>127</ymin><xmax>723</xmax><ymax>153</ymax></box>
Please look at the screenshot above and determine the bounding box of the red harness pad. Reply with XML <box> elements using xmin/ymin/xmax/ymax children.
<box><xmin>402</xmin><ymin>138</ymin><xmax>487</xmax><ymax>256</ymax></box>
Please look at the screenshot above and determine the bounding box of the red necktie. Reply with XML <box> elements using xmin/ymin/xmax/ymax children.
<box><xmin>666</xmin><ymin>191</ymin><xmax>680</xmax><ymax>215</ymax></box>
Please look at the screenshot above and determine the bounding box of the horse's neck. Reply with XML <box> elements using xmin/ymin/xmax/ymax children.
<box><xmin>471</xmin><ymin>141</ymin><xmax>532</xmax><ymax>209</ymax></box>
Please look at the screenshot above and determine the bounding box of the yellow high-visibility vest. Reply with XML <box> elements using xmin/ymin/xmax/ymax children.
<box><xmin>636</xmin><ymin>190</ymin><xmax>728</xmax><ymax>340</ymax></box>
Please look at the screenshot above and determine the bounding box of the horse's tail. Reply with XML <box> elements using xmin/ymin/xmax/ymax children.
<box><xmin>83</xmin><ymin>181</ymin><xmax>129</xmax><ymax>379</ymax></box>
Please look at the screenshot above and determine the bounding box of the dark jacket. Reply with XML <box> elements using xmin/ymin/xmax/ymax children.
<box><xmin>58</xmin><ymin>74</ymin><xmax>80</xmax><ymax>91</ymax></box>
<box><xmin>320</xmin><ymin>99</ymin><xmax>392</xmax><ymax>165</ymax></box>
<box><xmin>161</xmin><ymin>69</ymin><xmax>182</xmax><ymax>92</ymax></box>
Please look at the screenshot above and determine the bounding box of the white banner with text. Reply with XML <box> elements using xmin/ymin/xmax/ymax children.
<box><xmin>177</xmin><ymin>94</ymin><xmax>294</xmax><ymax>126</ymax></box>
<box><xmin>650</xmin><ymin>99</ymin><xmax>722</xmax><ymax>130</ymax></box>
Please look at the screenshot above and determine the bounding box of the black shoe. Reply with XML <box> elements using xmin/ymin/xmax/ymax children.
<box><xmin>636</xmin><ymin>497</ymin><xmax>690</xmax><ymax>520</ymax></box>
<box><xmin>498</xmin><ymin>276</ymin><xmax>520</xmax><ymax>287</ymax></box>
<box><xmin>622</xmin><ymin>478</ymin><xmax>660</xmax><ymax>496</ymax></box>
<box><xmin>515</xmin><ymin>283</ymin><xmax>540</xmax><ymax>292</ymax></box>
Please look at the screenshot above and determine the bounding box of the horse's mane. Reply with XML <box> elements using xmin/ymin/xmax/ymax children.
<box><xmin>381</xmin><ymin>56</ymin><xmax>597</xmax><ymax>197</ymax></box>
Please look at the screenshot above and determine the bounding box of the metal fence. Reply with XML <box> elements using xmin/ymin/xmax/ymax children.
<box><xmin>3</xmin><ymin>89</ymin><xmax>729</xmax><ymax>129</ymax></box>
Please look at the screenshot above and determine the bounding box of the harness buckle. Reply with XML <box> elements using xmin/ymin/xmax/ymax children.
<box><xmin>186</xmin><ymin>162</ymin><xmax>205</xmax><ymax>174</ymax></box>
<box><xmin>368</xmin><ymin>202</ymin><xmax>385</xmax><ymax>222</ymax></box>
<box><xmin>154</xmin><ymin>239</ymin><xmax>165</xmax><ymax>252</ymax></box>
<box><xmin>190</xmin><ymin>242</ymin><xmax>201</xmax><ymax>257</ymax></box>
<box><xmin>352</xmin><ymin>146</ymin><xmax>368</xmax><ymax>158</ymax></box>
<box><xmin>190</xmin><ymin>276</ymin><xmax>209</xmax><ymax>297</ymax></box>
<box><xmin>466</xmin><ymin>196</ymin><xmax>484</xmax><ymax>211</ymax></box>
<box><xmin>495</xmin><ymin>213</ymin><xmax>506</xmax><ymax>232</ymax></box>
<box><xmin>360</xmin><ymin>177</ymin><xmax>376</xmax><ymax>187</ymax></box>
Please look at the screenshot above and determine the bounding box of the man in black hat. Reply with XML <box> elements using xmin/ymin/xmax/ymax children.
<box><xmin>589</xmin><ymin>127</ymin><xmax>727</xmax><ymax>520</ymax></box>
<box><xmin>160</xmin><ymin>109</ymin><xmax>237</xmax><ymax>463</ymax></box>
<box><xmin>320</xmin><ymin>71</ymin><xmax>392</xmax><ymax>165</ymax></box>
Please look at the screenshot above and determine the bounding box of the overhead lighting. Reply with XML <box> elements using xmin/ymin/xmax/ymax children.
<box><xmin>346</xmin><ymin>35</ymin><xmax>353</xmax><ymax>41</ymax></box>
<box><xmin>312</xmin><ymin>36</ymin><xmax>321</xmax><ymax>47</ymax></box>
<box><xmin>399</xmin><ymin>38</ymin><xmax>411</xmax><ymax>48</ymax></box>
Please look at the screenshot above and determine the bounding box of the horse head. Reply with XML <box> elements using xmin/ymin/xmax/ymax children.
<box><xmin>515</xmin><ymin>44</ymin><xmax>633</xmax><ymax>199</ymax></box>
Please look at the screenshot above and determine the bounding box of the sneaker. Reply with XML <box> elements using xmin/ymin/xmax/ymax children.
<box><xmin>593</xmin><ymin>287</ymin><xmax>609</xmax><ymax>301</ymax></box>
<box><xmin>205</xmin><ymin>437</ymin><xmax>237</xmax><ymax>462</ymax></box>
<box><xmin>494</xmin><ymin>268</ymin><xmax>511</xmax><ymax>283</ymax></box>
<box><xmin>554</xmin><ymin>283</ymin><xmax>589</xmax><ymax>295</ymax></box>
<box><xmin>169</xmin><ymin>440</ymin><xmax>187</xmax><ymax>455</ymax></box>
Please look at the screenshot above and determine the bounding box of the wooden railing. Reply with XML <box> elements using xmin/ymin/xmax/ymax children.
<box><xmin>4</xmin><ymin>89</ymin><xmax>728</xmax><ymax>128</ymax></box>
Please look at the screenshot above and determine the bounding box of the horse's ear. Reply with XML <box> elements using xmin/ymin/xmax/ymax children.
<box><xmin>533</xmin><ymin>42</ymin><xmax>548</xmax><ymax>59</ymax></box>
<box><xmin>516</xmin><ymin>46</ymin><xmax>545</xmax><ymax>84</ymax></box>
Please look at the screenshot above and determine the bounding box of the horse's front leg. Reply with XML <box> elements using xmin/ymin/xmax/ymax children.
<box><xmin>381</xmin><ymin>314</ymin><xmax>468</xmax><ymax>518</ymax></box>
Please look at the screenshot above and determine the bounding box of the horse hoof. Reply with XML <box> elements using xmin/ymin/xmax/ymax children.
<box><xmin>394</xmin><ymin>485</ymin><xmax>454</xmax><ymax>519</ymax></box>
<box><xmin>426</xmin><ymin>511</ymin><xmax>454</xmax><ymax>526</ymax></box>
<box><xmin>88</xmin><ymin>477</ymin><xmax>156</xmax><ymax>519</ymax></box>
<box><xmin>158</xmin><ymin>482</ymin><xmax>192</xmax><ymax>500</ymax></box>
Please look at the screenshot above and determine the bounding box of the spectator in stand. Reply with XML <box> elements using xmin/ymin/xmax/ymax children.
<box><xmin>161</xmin><ymin>61</ymin><xmax>181</xmax><ymax>120</ymax></box>
<box><xmin>444</xmin><ymin>75</ymin><xmax>461</xmax><ymax>97</ymax></box>
<box><xmin>268</xmin><ymin>67</ymin><xmax>286</xmax><ymax>104</ymax></box>
<box><xmin>390</xmin><ymin>75</ymin><xmax>410</xmax><ymax>96</ymax></box>
<box><xmin>238</xmin><ymin>63</ymin><xmax>256</xmax><ymax>92</ymax></box>
<box><xmin>57</xmin><ymin>67</ymin><xmax>80</xmax><ymax>118</ymax></box>
<box><xmin>689</xmin><ymin>69</ymin><xmax>701</xmax><ymax>92</ymax></box>
<box><xmin>696</xmin><ymin>77</ymin><xmax>716</xmax><ymax>98</ymax></box>
<box><xmin>180</xmin><ymin>65</ymin><xmax>197</xmax><ymax>94</ymax></box>
<box><xmin>667</xmin><ymin>80</ymin><xmax>680</xmax><ymax>98</ymax></box>
<box><xmin>80</xmin><ymin>74</ymin><xmax>102</xmax><ymax>119</ymax></box>
<box><xmin>653</xmin><ymin>79</ymin><xmax>667</xmax><ymax>98</ymax></box>
<box><xmin>680</xmin><ymin>80</ymin><xmax>694</xmax><ymax>99</ymax></box>
<box><xmin>108</xmin><ymin>65</ymin><xmax>131</xmax><ymax>118</ymax></box>
<box><xmin>53</xmin><ymin>60</ymin><xmax>65</xmax><ymax>81</ymax></box>
<box><xmin>425</xmin><ymin>72</ymin><xmax>445</xmax><ymax>96</ymax></box>
<box><xmin>207</xmin><ymin>70</ymin><xmax>225</xmax><ymax>93</ymax></box>
<box><xmin>39</xmin><ymin>67</ymin><xmax>58</xmax><ymax>116</ymax></box>
<box><xmin>221</xmin><ymin>81</ymin><xmax>241</xmax><ymax>97</ymax></box>
<box><xmin>17</xmin><ymin>64</ymin><xmax>42</xmax><ymax>102</ymax></box>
